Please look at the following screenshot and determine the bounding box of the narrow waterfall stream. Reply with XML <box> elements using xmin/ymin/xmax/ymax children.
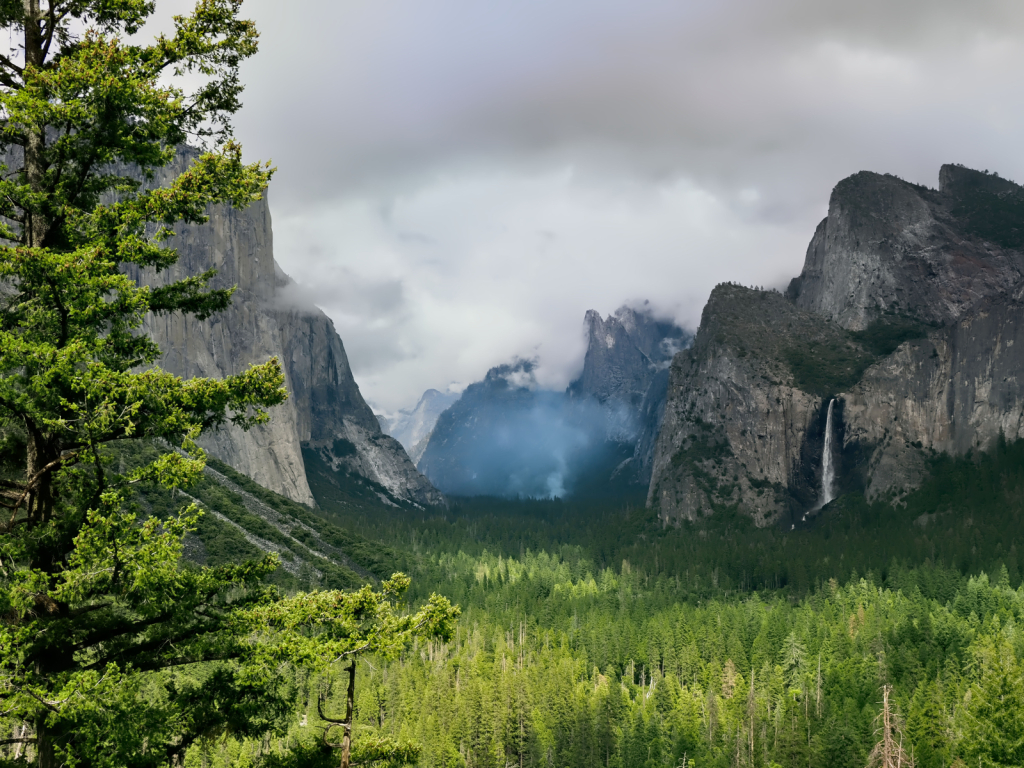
<box><xmin>820</xmin><ymin>398</ymin><xmax>836</xmax><ymax>507</ymax></box>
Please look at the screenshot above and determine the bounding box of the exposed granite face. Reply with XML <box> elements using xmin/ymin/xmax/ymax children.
<box><xmin>650</xmin><ymin>288</ymin><xmax>1024</xmax><ymax>521</ymax></box>
<box><xmin>651</xmin><ymin>164</ymin><xmax>1024</xmax><ymax>524</ymax></box>
<box><xmin>273</xmin><ymin>279</ymin><xmax>444</xmax><ymax>507</ymax></box>
<box><xmin>630</xmin><ymin>367</ymin><xmax>670</xmax><ymax>485</ymax></box>
<box><xmin>787</xmin><ymin>166</ymin><xmax>1024</xmax><ymax>330</ymax></box>
<box><xmin>567</xmin><ymin>305</ymin><xmax>691</xmax><ymax>485</ymax></box>
<box><xmin>647</xmin><ymin>286</ymin><xmax>831</xmax><ymax>526</ymax></box>
<box><xmin>134</xmin><ymin>149</ymin><xmax>315</xmax><ymax>505</ymax></box>
<box><xmin>134</xmin><ymin>148</ymin><xmax>442</xmax><ymax>507</ymax></box>
<box><xmin>569</xmin><ymin>305</ymin><xmax>690</xmax><ymax>407</ymax></box>
<box><xmin>843</xmin><ymin>299</ymin><xmax>1024</xmax><ymax>500</ymax></box>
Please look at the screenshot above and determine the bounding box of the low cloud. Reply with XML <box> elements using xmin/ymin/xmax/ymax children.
<box><xmin>420</xmin><ymin>361</ymin><xmax>641</xmax><ymax>499</ymax></box>
<box><xmin>272</xmin><ymin>167</ymin><xmax>804</xmax><ymax>409</ymax></box>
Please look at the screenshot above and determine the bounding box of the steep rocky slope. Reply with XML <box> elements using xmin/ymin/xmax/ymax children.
<box><xmin>843</xmin><ymin>299</ymin><xmax>1024</xmax><ymax>500</ymax></box>
<box><xmin>788</xmin><ymin>166</ymin><xmax>1024</xmax><ymax>329</ymax></box>
<box><xmin>650</xmin><ymin>165</ymin><xmax>1024</xmax><ymax>526</ymax></box>
<box><xmin>568</xmin><ymin>305</ymin><xmax>691</xmax><ymax>484</ymax></box>
<box><xmin>417</xmin><ymin>359</ymin><xmax>640</xmax><ymax>498</ymax></box>
<box><xmin>134</xmin><ymin>147</ymin><xmax>442</xmax><ymax>507</ymax></box>
<box><xmin>416</xmin><ymin>306</ymin><xmax>690</xmax><ymax>498</ymax></box>
<box><xmin>648</xmin><ymin>285</ymin><xmax>846</xmax><ymax>525</ymax></box>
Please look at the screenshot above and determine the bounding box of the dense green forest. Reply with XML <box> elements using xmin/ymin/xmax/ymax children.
<box><xmin>8</xmin><ymin>432</ymin><xmax>1024</xmax><ymax>767</ymax></box>
<box><xmin>156</xmin><ymin>437</ymin><xmax>1024</xmax><ymax>768</ymax></box>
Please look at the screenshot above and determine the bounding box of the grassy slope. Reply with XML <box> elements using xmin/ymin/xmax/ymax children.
<box><xmin>126</xmin><ymin>441</ymin><xmax>404</xmax><ymax>592</ymax></box>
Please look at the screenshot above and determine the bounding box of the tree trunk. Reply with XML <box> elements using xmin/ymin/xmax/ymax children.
<box><xmin>339</xmin><ymin>661</ymin><xmax>356</xmax><ymax>768</ymax></box>
<box><xmin>34</xmin><ymin>718</ymin><xmax>55</xmax><ymax>768</ymax></box>
<box><xmin>27</xmin><ymin>428</ymin><xmax>64</xmax><ymax>768</ymax></box>
<box><xmin>23</xmin><ymin>0</ymin><xmax>49</xmax><ymax>249</ymax></box>
<box><xmin>26</xmin><ymin>428</ymin><xmax>55</xmax><ymax>522</ymax></box>
<box><xmin>26</xmin><ymin>425</ymin><xmax>60</xmax><ymax>571</ymax></box>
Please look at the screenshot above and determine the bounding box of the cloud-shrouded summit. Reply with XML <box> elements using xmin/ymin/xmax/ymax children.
<box><xmin>143</xmin><ymin>0</ymin><xmax>1024</xmax><ymax>411</ymax></box>
<box><xmin>417</xmin><ymin>359</ymin><xmax>639</xmax><ymax>499</ymax></box>
<box><xmin>413</xmin><ymin>305</ymin><xmax>691</xmax><ymax>499</ymax></box>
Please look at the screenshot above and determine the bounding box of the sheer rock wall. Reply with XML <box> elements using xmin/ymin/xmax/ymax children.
<box><xmin>135</xmin><ymin>148</ymin><xmax>441</xmax><ymax>506</ymax></box>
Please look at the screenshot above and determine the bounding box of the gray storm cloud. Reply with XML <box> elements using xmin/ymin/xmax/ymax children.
<box><xmin>139</xmin><ymin>0</ymin><xmax>1024</xmax><ymax>410</ymax></box>
<box><xmin>235</xmin><ymin>0</ymin><xmax>1024</xmax><ymax>204</ymax></box>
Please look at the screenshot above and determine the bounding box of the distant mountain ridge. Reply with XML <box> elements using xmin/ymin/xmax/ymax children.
<box><xmin>379</xmin><ymin>389</ymin><xmax>460</xmax><ymax>464</ymax></box>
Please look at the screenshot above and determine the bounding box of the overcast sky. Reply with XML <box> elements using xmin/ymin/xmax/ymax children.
<box><xmin>154</xmin><ymin>0</ymin><xmax>1024</xmax><ymax>412</ymax></box>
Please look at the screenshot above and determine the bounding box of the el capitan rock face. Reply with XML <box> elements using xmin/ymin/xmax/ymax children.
<box><xmin>135</xmin><ymin>147</ymin><xmax>442</xmax><ymax>507</ymax></box>
<box><xmin>650</xmin><ymin>165</ymin><xmax>1024</xmax><ymax>526</ymax></box>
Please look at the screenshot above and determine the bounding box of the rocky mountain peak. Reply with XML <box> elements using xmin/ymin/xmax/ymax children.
<box><xmin>569</xmin><ymin>304</ymin><xmax>689</xmax><ymax>406</ymax></box>
<box><xmin>938</xmin><ymin>163</ymin><xmax>1021</xmax><ymax>198</ymax></box>
<box><xmin>484</xmin><ymin>358</ymin><xmax>538</xmax><ymax>389</ymax></box>
<box><xmin>136</xmin><ymin>147</ymin><xmax>443</xmax><ymax>509</ymax></box>
<box><xmin>650</xmin><ymin>162</ymin><xmax>1024</xmax><ymax>529</ymax></box>
<box><xmin>787</xmin><ymin>164</ymin><xmax>1024</xmax><ymax>331</ymax></box>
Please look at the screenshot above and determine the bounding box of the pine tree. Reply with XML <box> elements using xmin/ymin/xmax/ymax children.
<box><xmin>239</xmin><ymin>574</ymin><xmax>459</xmax><ymax>768</ymax></box>
<box><xmin>0</xmin><ymin>2</ymin><xmax>297</xmax><ymax>766</ymax></box>
<box><xmin>958</xmin><ymin>635</ymin><xmax>1024</xmax><ymax>768</ymax></box>
<box><xmin>906</xmin><ymin>679</ymin><xmax>950</xmax><ymax>768</ymax></box>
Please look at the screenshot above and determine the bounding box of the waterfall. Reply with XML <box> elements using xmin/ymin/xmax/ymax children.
<box><xmin>820</xmin><ymin>398</ymin><xmax>836</xmax><ymax>507</ymax></box>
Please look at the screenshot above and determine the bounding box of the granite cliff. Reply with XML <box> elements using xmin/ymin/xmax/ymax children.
<box><xmin>649</xmin><ymin>165</ymin><xmax>1024</xmax><ymax>525</ymax></box>
<box><xmin>569</xmin><ymin>304</ymin><xmax>689</xmax><ymax>407</ymax></box>
<box><xmin>134</xmin><ymin>147</ymin><xmax>442</xmax><ymax>507</ymax></box>
<box><xmin>569</xmin><ymin>305</ymin><xmax>691</xmax><ymax>484</ymax></box>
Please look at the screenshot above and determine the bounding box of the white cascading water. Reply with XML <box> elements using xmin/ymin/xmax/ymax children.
<box><xmin>820</xmin><ymin>398</ymin><xmax>836</xmax><ymax>507</ymax></box>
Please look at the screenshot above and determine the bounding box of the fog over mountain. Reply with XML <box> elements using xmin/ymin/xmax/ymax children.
<box><xmin>418</xmin><ymin>360</ymin><xmax>638</xmax><ymax>499</ymax></box>
<box><xmin>379</xmin><ymin>388</ymin><xmax>461</xmax><ymax>464</ymax></box>
<box><xmin>416</xmin><ymin>305</ymin><xmax>690</xmax><ymax>498</ymax></box>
